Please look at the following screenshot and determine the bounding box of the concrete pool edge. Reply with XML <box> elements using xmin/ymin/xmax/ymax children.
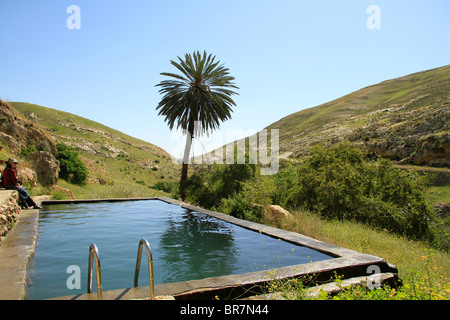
<box><xmin>0</xmin><ymin>207</ymin><xmax>40</xmax><ymax>300</ymax></box>
<box><xmin>0</xmin><ymin>196</ymin><xmax>400</xmax><ymax>300</ymax></box>
<box><xmin>48</xmin><ymin>255</ymin><xmax>398</xmax><ymax>300</ymax></box>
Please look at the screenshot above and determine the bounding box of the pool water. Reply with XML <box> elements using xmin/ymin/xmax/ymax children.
<box><xmin>26</xmin><ymin>200</ymin><xmax>332</xmax><ymax>300</ymax></box>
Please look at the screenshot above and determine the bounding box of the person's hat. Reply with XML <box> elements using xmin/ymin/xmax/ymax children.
<box><xmin>8</xmin><ymin>158</ymin><xmax>18</xmax><ymax>164</ymax></box>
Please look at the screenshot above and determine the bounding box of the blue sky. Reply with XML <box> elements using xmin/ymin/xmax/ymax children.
<box><xmin>1</xmin><ymin>0</ymin><xmax>449</xmax><ymax>157</ymax></box>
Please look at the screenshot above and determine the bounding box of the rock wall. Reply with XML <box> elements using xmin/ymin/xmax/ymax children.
<box><xmin>0</xmin><ymin>191</ymin><xmax>20</xmax><ymax>243</ymax></box>
<box><xmin>0</xmin><ymin>99</ymin><xmax>60</xmax><ymax>186</ymax></box>
<box><xmin>0</xmin><ymin>99</ymin><xmax>57</xmax><ymax>156</ymax></box>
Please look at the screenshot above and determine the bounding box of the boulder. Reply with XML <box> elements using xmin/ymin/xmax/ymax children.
<box><xmin>17</xmin><ymin>167</ymin><xmax>38</xmax><ymax>187</ymax></box>
<box><xmin>29</xmin><ymin>151</ymin><xmax>60</xmax><ymax>186</ymax></box>
<box><xmin>263</xmin><ymin>205</ymin><xmax>293</xmax><ymax>221</ymax></box>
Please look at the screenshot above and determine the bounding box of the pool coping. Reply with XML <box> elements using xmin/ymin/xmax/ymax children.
<box><xmin>0</xmin><ymin>197</ymin><xmax>399</xmax><ymax>300</ymax></box>
<box><xmin>0</xmin><ymin>207</ymin><xmax>40</xmax><ymax>300</ymax></box>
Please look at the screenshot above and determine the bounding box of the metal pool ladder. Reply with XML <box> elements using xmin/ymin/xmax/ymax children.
<box><xmin>134</xmin><ymin>238</ymin><xmax>156</xmax><ymax>300</ymax></box>
<box><xmin>86</xmin><ymin>239</ymin><xmax>155</xmax><ymax>300</ymax></box>
<box><xmin>87</xmin><ymin>243</ymin><xmax>103</xmax><ymax>300</ymax></box>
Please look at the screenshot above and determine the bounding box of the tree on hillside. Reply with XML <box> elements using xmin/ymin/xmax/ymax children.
<box><xmin>156</xmin><ymin>51</ymin><xmax>239</xmax><ymax>200</ymax></box>
<box><xmin>56</xmin><ymin>142</ymin><xmax>88</xmax><ymax>186</ymax></box>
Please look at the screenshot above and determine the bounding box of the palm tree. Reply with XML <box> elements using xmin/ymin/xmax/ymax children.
<box><xmin>156</xmin><ymin>51</ymin><xmax>239</xmax><ymax>200</ymax></box>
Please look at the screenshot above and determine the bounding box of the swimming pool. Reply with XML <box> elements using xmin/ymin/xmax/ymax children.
<box><xmin>26</xmin><ymin>199</ymin><xmax>333</xmax><ymax>300</ymax></box>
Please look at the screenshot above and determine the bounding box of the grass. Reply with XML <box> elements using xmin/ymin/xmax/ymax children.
<box><xmin>261</xmin><ymin>208</ymin><xmax>450</xmax><ymax>299</ymax></box>
<box><xmin>56</xmin><ymin>179</ymin><xmax>169</xmax><ymax>199</ymax></box>
<box><xmin>28</xmin><ymin>179</ymin><xmax>171</xmax><ymax>200</ymax></box>
<box><xmin>8</xmin><ymin>101</ymin><xmax>181</xmax><ymax>197</ymax></box>
<box><xmin>425</xmin><ymin>185</ymin><xmax>450</xmax><ymax>205</ymax></box>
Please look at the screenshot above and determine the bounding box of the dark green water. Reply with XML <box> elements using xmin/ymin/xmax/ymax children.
<box><xmin>26</xmin><ymin>200</ymin><xmax>332</xmax><ymax>300</ymax></box>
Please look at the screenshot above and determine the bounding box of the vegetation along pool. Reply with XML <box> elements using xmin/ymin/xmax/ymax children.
<box><xmin>26</xmin><ymin>199</ymin><xmax>333</xmax><ymax>300</ymax></box>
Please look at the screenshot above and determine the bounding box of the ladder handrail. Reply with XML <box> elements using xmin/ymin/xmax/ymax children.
<box><xmin>134</xmin><ymin>238</ymin><xmax>155</xmax><ymax>300</ymax></box>
<box><xmin>87</xmin><ymin>243</ymin><xmax>103</xmax><ymax>300</ymax></box>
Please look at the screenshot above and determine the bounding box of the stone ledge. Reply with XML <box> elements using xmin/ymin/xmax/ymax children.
<box><xmin>0</xmin><ymin>207</ymin><xmax>39</xmax><ymax>299</ymax></box>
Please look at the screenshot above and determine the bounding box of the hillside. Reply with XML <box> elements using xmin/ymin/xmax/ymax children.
<box><xmin>267</xmin><ymin>65</ymin><xmax>449</xmax><ymax>167</ymax></box>
<box><xmin>0</xmin><ymin>99</ymin><xmax>62</xmax><ymax>188</ymax></box>
<box><xmin>6</xmin><ymin>102</ymin><xmax>180</xmax><ymax>197</ymax></box>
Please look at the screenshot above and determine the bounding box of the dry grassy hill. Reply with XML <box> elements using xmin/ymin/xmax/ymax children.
<box><xmin>3</xmin><ymin>101</ymin><xmax>180</xmax><ymax>198</ymax></box>
<box><xmin>267</xmin><ymin>65</ymin><xmax>449</xmax><ymax>167</ymax></box>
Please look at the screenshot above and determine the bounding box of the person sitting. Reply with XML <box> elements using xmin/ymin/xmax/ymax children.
<box><xmin>2</xmin><ymin>158</ymin><xmax>42</xmax><ymax>209</ymax></box>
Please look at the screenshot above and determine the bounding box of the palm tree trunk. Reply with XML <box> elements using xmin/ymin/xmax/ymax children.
<box><xmin>179</xmin><ymin>120</ymin><xmax>195</xmax><ymax>201</ymax></box>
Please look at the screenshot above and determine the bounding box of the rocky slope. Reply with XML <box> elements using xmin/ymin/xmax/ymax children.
<box><xmin>267</xmin><ymin>65</ymin><xmax>449</xmax><ymax>168</ymax></box>
<box><xmin>0</xmin><ymin>100</ymin><xmax>59</xmax><ymax>186</ymax></box>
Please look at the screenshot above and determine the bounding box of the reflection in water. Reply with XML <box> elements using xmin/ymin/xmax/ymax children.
<box><xmin>158</xmin><ymin>211</ymin><xmax>238</xmax><ymax>283</ymax></box>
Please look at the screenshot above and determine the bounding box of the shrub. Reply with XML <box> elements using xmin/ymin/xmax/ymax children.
<box><xmin>20</xmin><ymin>145</ymin><xmax>36</xmax><ymax>157</ymax></box>
<box><xmin>240</xmin><ymin>175</ymin><xmax>277</xmax><ymax>206</ymax></box>
<box><xmin>217</xmin><ymin>193</ymin><xmax>262</xmax><ymax>222</ymax></box>
<box><xmin>56</xmin><ymin>143</ymin><xmax>88</xmax><ymax>186</ymax></box>
<box><xmin>288</xmin><ymin>143</ymin><xmax>434</xmax><ymax>241</ymax></box>
<box><xmin>151</xmin><ymin>181</ymin><xmax>178</xmax><ymax>194</ymax></box>
<box><xmin>151</xmin><ymin>181</ymin><xmax>165</xmax><ymax>190</ymax></box>
<box><xmin>184</xmin><ymin>163</ymin><xmax>256</xmax><ymax>208</ymax></box>
<box><xmin>239</xmin><ymin>161</ymin><xmax>298</xmax><ymax>208</ymax></box>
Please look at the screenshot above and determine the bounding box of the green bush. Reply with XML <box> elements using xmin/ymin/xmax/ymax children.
<box><xmin>184</xmin><ymin>163</ymin><xmax>256</xmax><ymax>208</ymax></box>
<box><xmin>217</xmin><ymin>193</ymin><xmax>262</xmax><ymax>222</ymax></box>
<box><xmin>20</xmin><ymin>145</ymin><xmax>37</xmax><ymax>157</ymax></box>
<box><xmin>288</xmin><ymin>143</ymin><xmax>433</xmax><ymax>241</ymax></box>
<box><xmin>56</xmin><ymin>143</ymin><xmax>88</xmax><ymax>186</ymax></box>
<box><xmin>151</xmin><ymin>181</ymin><xmax>179</xmax><ymax>194</ymax></box>
<box><xmin>239</xmin><ymin>161</ymin><xmax>298</xmax><ymax>208</ymax></box>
